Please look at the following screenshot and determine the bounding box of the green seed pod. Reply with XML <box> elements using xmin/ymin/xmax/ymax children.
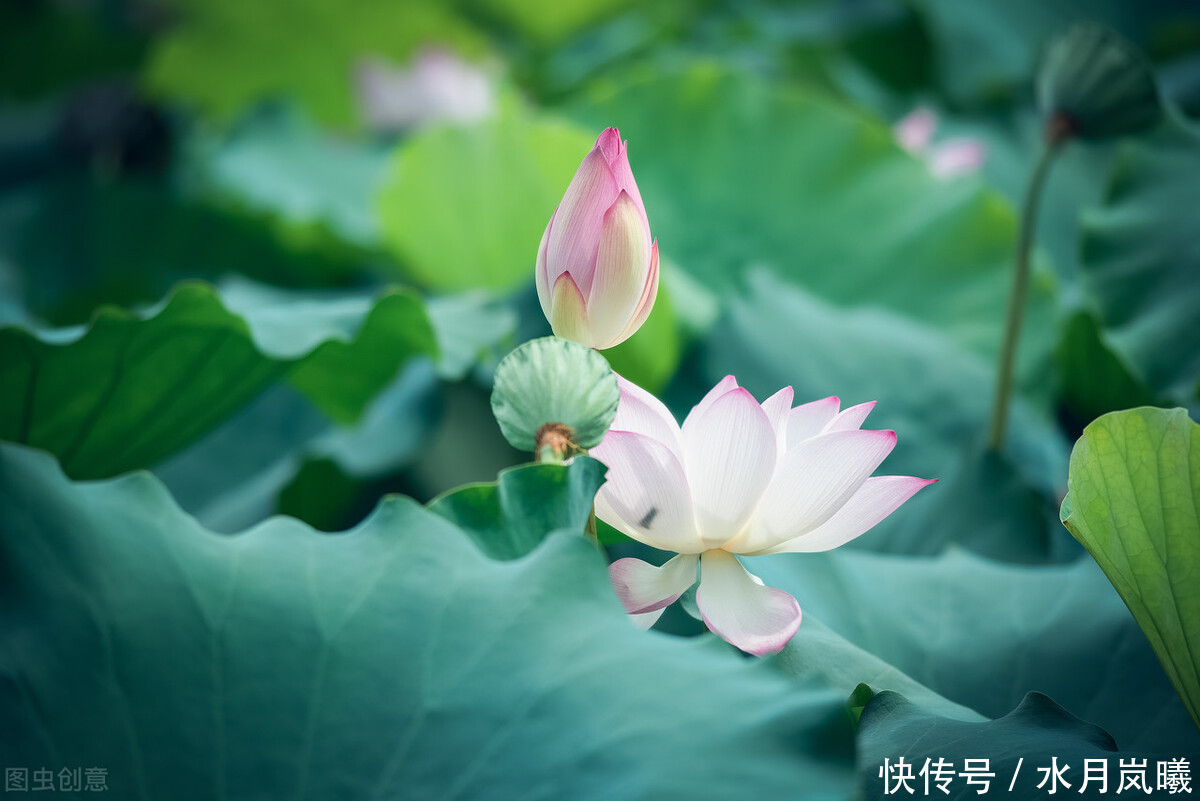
<box><xmin>490</xmin><ymin>336</ymin><xmax>619</xmax><ymax>453</ymax></box>
<box><xmin>1036</xmin><ymin>23</ymin><xmax>1162</xmax><ymax>142</ymax></box>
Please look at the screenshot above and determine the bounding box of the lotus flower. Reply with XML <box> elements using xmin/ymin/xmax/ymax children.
<box><xmin>893</xmin><ymin>106</ymin><xmax>986</xmax><ymax>180</ymax></box>
<box><xmin>591</xmin><ymin>375</ymin><xmax>935</xmax><ymax>656</ymax></box>
<box><xmin>355</xmin><ymin>49</ymin><xmax>495</xmax><ymax>131</ymax></box>
<box><xmin>536</xmin><ymin>127</ymin><xmax>658</xmax><ymax>350</ymax></box>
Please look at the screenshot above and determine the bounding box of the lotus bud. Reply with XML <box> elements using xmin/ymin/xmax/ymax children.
<box><xmin>1037</xmin><ymin>24</ymin><xmax>1162</xmax><ymax>142</ymax></box>
<box><xmin>535</xmin><ymin>127</ymin><xmax>659</xmax><ymax>350</ymax></box>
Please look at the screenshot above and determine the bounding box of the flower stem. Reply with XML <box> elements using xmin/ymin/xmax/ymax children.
<box><xmin>585</xmin><ymin>506</ymin><xmax>598</xmax><ymax>545</ymax></box>
<box><xmin>533</xmin><ymin>422</ymin><xmax>600</xmax><ymax>546</ymax></box>
<box><xmin>534</xmin><ymin>422</ymin><xmax>575</xmax><ymax>463</ymax></box>
<box><xmin>986</xmin><ymin>124</ymin><xmax>1069</xmax><ymax>452</ymax></box>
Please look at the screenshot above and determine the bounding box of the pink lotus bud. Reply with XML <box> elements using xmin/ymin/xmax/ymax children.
<box><xmin>535</xmin><ymin>127</ymin><xmax>659</xmax><ymax>350</ymax></box>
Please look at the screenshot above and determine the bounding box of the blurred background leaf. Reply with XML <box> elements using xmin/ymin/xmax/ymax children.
<box><xmin>693</xmin><ymin>271</ymin><xmax>1068</xmax><ymax>559</ymax></box>
<box><xmin>377</xmin><ymin>104</ymin><xmax>594</xmax><ymax>291</ymax></box>
<box><xmin>1077</xmin><ymin>122</ymin><xmax>1200</xmax><ymax>405</ymax></box>
<box><xmin>0</xmin><ymin>281</ymin><xmax>436</xmax><ymax>478</ymax></box>
<box><xmin>762</xmin><ymin>548</ymin><xmax>1200</xmax><ymax>753</ymax></box>
<box><xmin>142</xmin><ymin>0</ymin><xmax>489</xmax><ymax>126</ymax></box>
<box><xmin>567</xmin><ymin>66</ymin><xmax>1054</xmax><ymax>373</ymax></box>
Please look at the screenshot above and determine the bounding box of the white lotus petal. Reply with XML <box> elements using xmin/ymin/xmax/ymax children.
<box><xmin>751</xmin><ymin>475</ymin><xmax>936</xmax><ymax>554</ymax></box>
<box><xmin>731</xmin><ymin>428</ymin><xmax>897</xmax><ymax>553</ymax></box>
<box><xmin>696</xmin><ymin>550</ymin><xmax>801</xmax><ymax>656</ymax></box>
<box><xmin>681</xmin><ymin>388</ymin><xmax>777</xmax><ymax>548</ymax></box>
<box><xmin>823</xmin><ymin>401</ymin><xmax>876</xmax><ymax>433</ymax></box>
<box><xmin>786</xmin><ymin>396</ymin><xmax>841</xmax><ymax>448</ymax></box>
<box><xmin>630</xmin><ymin>608</ymin><xmax>665</xmax><ymax>629</ymax></box>
<box><xmin>608</xmin><ymin>373</ymin><xmax>682</xmax><ymax>457</ymax></box>
<box><xmin>681</xmin><ymin>375</ymin><xmax>738</xmax><ymax>432</ymax></box>
<box><xmin>608</xmin><ymin>554</ymin><xmax>699</xmax><ymax>614</ymax></box>
<box><xmin>760</xmin><ymin>385</ymin><xmax>793</xmax><ymax>460</ymax></box>
<box><xmin>592</xmin><ymin>431</ymin><xmax>703</xmax><ymax>553</ymax></box>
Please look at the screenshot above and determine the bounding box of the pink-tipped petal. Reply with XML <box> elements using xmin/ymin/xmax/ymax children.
<box><xmin>681</xmin><ymin>375</ymin><xmax>739</xmax><ymax>432</ymax></box>
<box><xmin>606</xmin><ymin>138</ymin><xmax>648</xmax><ymax>226</ymax></box>
<box><xmin>587</xmin><ymin>191</ymin><xmax>653</xmax><ymax>347</ymax></box>
<box><xmin>546</xmin><ymin>147</ymin><xmax>619</xmax><ymax>295</ymax></box>
<box><xmin>754</xmin><ymin>476</ymin><xmax>936</xmax><ymax>555</ymax></box>
<box><xmin>608</xmin><ymin>239</ymin><xmax>658</xmax><ymax>347</ymax></box>
<box><xmin>630</xmin><ymin>607</ymin><xmax>665</xmax><ymax>629</ymax></box>
<box><xmin>760</xmin><ymin>386</ymin><xmax>794</xmax><ymax>458</ymax></box>
<box><xmin>592</xmin><ymin>431</ymin><xmax>704</xmax><ymax>553</ymax></box>
<box><xmin>609</xmin><ymin>373</ymin><xmax>682</xmax><ymax>457</ymax></box>
<box><xmin>731</xmin><ymin>428</ymin><xmax>898</xmax><ymax>553</ymax></box>
<box><xmin>595</xmin><ymin>127</ymin><xmax>622</xmax><ymax>163</ymax></box>
<box><xmin>786</xmin><ymin>396</ymin><xmax>841</xmax><ymax>448</ymax></box>
<box><xmin>696</xmin><ymin>550</ymin><xmax>801</xmax><ymax>656</ymax></box>
<box><xmin>681</xmin><ymin>388</ymin><xmax>777</xmax><ymax>548</ymax></box>
<box><xmin>534</xmin><ymin>216</ymin><xmax>554</xmax><ymax>320</ymax></box>
<box><xmin>609</xmin><ymin>554</ymin><xmax>699</xmax><ymax>614</ymax></box>
<box><xmin>824</xmin><ymin>401</ymin><xmax>876</xmax><ymax>433</ymax></box>
<box><xmin>549</xmin><ymin>272</ymin><xmax>591</xmax><ymax>345</ymax></box>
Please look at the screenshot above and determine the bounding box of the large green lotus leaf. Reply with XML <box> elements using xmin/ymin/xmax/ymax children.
<box><xmin>425</xmin><ymin>291</ymin><xmax>518</xmax><ymax>380</ymax></box>
<box><xmin>155</xmin><ymin>363</ymin><xmax>439</xmax><ymax>533</ymax></box>
<box><xmin>377</xmin><ymin>107</ymin><xmax>595</xmax><ymax>292</ymax></box>
<box><xmin>1061</xmin><ymin>406</ymin><xmax>1200</xmax><ymax>733</ymax></box>
<box><xmin>189</xmin><ymin>107</ymin><xmax>391</xmax><ymax>252</ymax></box>
<box><xmin>696</xmin><ymin>272</ymin><xmax>1068</xmax><ymax>559</ymax></box>
<box><xmin>778</xmin><ymin>618</ymin><xmax>983</xmax><ymax>724</ymax></box>
<box><xmin>0</xmin><ymin>282</ymin><xmax>436</xmax><ymax>479</ymax></box>
<box><xmin>568</xmin><ymin>66</ymin><xmax>1053</xmax><ymax>370</ymax></box>
<box><xmin>858</xmin><ymin>691</ymin><xmax>1151</xmax><ymax>800</ymax></box>
<box><xmin>756</xmin><ymin>548</ymin><xmax>1200</xmax><ymax>754</ymax></box>
<box><xmin>1079</xmin><ymin>124</ymin><xmax>1200</xmax><ymax>403</ymax></box>
<box><xmin>1</xmin><ymin>176</ymin><xmax>365</xmax><ymax>327</ymax></box>
<box><xmin>142</xmin><ymin>0</ymin><xmax>486</xmax><ymax>126</ymax></box>
<box><xmin>0</xmin><ymin>443</ymin><xmax>856</xmax><ymax>800</ymax></box>
<box><xmin>152</xmin><ymin>285</ymin><xmax>514</xmax><ymax>532</ymax></box>
<box><xmin>217</xmin><ymin>277</ymin><xmax>507</xmax><ymax>419</ymax></box>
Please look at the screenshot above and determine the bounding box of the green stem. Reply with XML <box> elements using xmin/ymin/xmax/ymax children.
<box><xmin>585</xmin><ymin>505</ymin><xmax>598</xmax><ymax>545</ymax></box>
<box><xmin>534</xmin><ymin>427</ymin><xmax>600</xmax><ymax>547</ymax></box>
<box><xmin>986</xmin><ymin>136</ymin><xmax>1065</xmax><ymax>452</ymax></box>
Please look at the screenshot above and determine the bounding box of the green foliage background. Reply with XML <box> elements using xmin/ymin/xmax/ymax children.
<box><xmin>1</xmin><ymin>0</ymin><xmax>1199</xmax><ymax>797</ymax></box>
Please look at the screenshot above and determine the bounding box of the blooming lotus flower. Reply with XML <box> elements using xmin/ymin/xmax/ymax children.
<box><xmin>536</xmin><ymin>127</ymin><xmax>658</xmax><ymax>350</ymax></box>
<box><xmin>355</xmin><ymin>49</ymin><xmax>495</xmax><ymax>131</ymax></box>
<box><xmin>591</xmin><ymin>375</ymin><xmax>935</xmax><ymax>656</ymax></box>
<box><xmin>893</xmin><ymin>106</ymin><xmax>986</xmax><ymax>180</ymax></box>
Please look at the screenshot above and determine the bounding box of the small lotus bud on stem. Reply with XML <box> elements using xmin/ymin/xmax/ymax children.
<box><xmin>535</xmin><ymin>422</ymin><xmax>578</xmax><ymax>464</ymax></box>
<box><xmin>1036</xmin><ymin>24</ymin><xmax>1161</xmax><ymax>143</ymax></box>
